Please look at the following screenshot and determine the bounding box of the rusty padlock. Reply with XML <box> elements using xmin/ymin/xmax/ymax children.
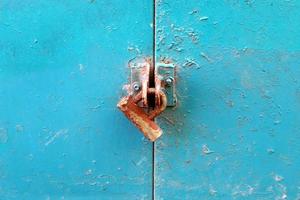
<box><xmin>117</xmin><ymin>58</ymin><xmax>176</xmax><ymax>141</ymax></box>
<box><xmin>117</xmin><ymin>89</ymin><xmax>167</xmax><ymax>141</ymax></box>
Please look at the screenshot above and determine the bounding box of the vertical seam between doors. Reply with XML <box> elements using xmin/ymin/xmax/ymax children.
<box><xmin>152</xmin><ymin>142</ymin><xmax>155</xmax><ymax>200</ymax></box>
<box><xmin>152</xmin><ymin>0</ymin><xmax>156</xmax><ymax>200</ymax></box>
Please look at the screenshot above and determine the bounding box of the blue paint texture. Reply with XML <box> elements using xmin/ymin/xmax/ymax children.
<box><xmin>155</xmin><ymin>0</ymin><xmax>300</xmax><ymax>199</ymax></box>
<box><xmin>0</xmin><ymin>0</ymin><xmax>153</xmax><ymax>199</ymax></box>
<box><xmin>1</xmin><ymin>0</ymin><xmax>300</xmax><ymax>199</ymax></box>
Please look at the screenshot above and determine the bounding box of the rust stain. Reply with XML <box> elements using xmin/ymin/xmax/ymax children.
<box><xmin>140</xmin><ymin>61</ymin><xmax>150</xmax><ymax>107</ymax></box>
<box><xmin>117</xmin><ymin>95</ymin><xmax>162</xmax><ymax>142</ymax></box>
<box><xmin>148</xmin><ymin>89</ymin><xmax>167</xmax><ymax>120</ymax></box>
<box><xmin>117</xmin><ymin>58</ymin><xmax>174</xmax><ymax>141</ymax></box>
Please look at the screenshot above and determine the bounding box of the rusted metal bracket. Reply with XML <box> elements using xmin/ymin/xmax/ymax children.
<box><xmin>130</xmin><ymin>60</ymin><xmax>176</xmax><ymax>107</ymax></box>
<box><xmin>156</xmin><ymin>63</ymin><xmax>177</xmax><ymax>106</ymax></box>
<box><xmin>117</xmin><ymin>58</ymin><xmax>176</xmax><ymax>141</ymax></box>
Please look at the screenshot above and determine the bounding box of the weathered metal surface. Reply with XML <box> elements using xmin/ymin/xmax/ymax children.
<box><xmin>147</xmin><ymin>89</ymin><xmax>167</xmax><ymax>120</ymax></box>
<box><xmin>155</xmin><ymin>1</ymin><xmax>300</xmax><ymax>199</ymax></box>
<box><xmin>156</xmin><ymin>62</ymin><xmax>177</xmax><ymax>106</ymax></box>
<box><xmin>117</xmin><ymin>92</ymin><xmax>164</xmax><ymax>142</ymax></box>
<box><xmin>118</xmin><ymin>59</ymin><xmax>169</xmax><ymax>141</ymax></box>
<box><xmin>0</xmin><ymin>0</ymin><xmax>153</xmax><ymax>199</ymax></box>
<box><xmin>130</xmin><ymin>59</ymin><xmax>152</xmax><ymax>107</ymax></box>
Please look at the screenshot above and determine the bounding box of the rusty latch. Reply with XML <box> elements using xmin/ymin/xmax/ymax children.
<box><xmin>117</xmin><ymin>58</ymin><xmax>176</xmax><ymax>141</ymax></box>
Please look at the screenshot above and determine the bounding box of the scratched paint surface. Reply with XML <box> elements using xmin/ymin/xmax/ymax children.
<box><xmin>0</xmin><ymin>1</ymin><xmax>153</xmax><ymax>199</ymax></box>
<box><xmin>155</xmin><ymin>0</ymin><xmax>300</xmax><ymax>199</ymax></box>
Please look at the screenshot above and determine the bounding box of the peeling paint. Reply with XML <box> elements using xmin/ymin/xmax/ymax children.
<box><xmin>44</xmin><ymin>129</ymin><xmax>68</xmax><ymax>146</ymax></box>
<box><xmin>0</xmin><ymin>128</ymin><xmax>8</xmax><ymax>143</ymax></box>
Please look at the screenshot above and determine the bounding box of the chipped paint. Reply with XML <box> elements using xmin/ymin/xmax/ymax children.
<box><xmin>154</xmin><ymin>0</ymin><xmax>300</xmax><ymax>199</ymax></box>
<box><xmin>44</xmin><ymin>129</ymin><xmax>68</xmax><ymax>146</ymax></box>
<box><xmin>0</xmin><ymin>128</ymin><xmax>8</xmax><ymax>143</ymax></box>
<box><xmin>0</xmin><ymin>0</ymin><xmax>153</xmax><ymax>198</ymax></box>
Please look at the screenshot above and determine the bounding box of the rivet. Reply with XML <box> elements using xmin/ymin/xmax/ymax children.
<box><xmin>132</xmin><ymin>82</ymin><xmax>140</xmax><ymax>91</ymax></box>
<box><xmin>165</xmin><ymin>77</ymin><xmax>174</xmax><ymax>86</ymax></box>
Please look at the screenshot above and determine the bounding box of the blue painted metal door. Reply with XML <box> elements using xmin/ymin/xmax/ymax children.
<box><xmin>0</xmin><ymin>1</ymin><xmax>153</xmax><ymax>199</ymax></box>
<box><xmin>2</xmin><ymin>0</ymin><xmax>300</xmax><ymax>199</ymax></box>
<box><xmin>155</xmin><ymin>1</ymin><xmax>300</xmax><ymax>199</ymax></box>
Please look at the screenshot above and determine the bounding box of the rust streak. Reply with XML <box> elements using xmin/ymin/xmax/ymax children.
<box><xmin>117</xmin><ymin>96</ymin><xmax>162</xmax><ymax>141</ymax></box>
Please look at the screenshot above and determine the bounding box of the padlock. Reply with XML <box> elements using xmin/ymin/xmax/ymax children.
<box><xmin>117</xmin><ymin>58</ymin><xmax>176</xmax><ymax>141</ymax></box>
<box><xmin>117</xmin><ymin>89</ymin><xmax>167</xmax><ymax>141</ymax></box>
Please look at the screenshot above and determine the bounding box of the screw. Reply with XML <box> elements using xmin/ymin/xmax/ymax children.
<box><xmin>165</xmin><ymin>77</ymin><xmax>174</xmax><ymax>86</ymax></box>
<box><xmin>132</xmin><ymin>82</ymin><xmax>140</xmax><ymax>91</ymax></box>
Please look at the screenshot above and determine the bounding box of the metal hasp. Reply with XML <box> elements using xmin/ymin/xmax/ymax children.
<box><xmin>117</xmin><ymin>58</ymin><xmax>176</xmax><ymax>141</ymax></box>
<box><xmin>155</xmin><ymin>62</ymin><xmax>177</xmax><ymax>106</ymax></box>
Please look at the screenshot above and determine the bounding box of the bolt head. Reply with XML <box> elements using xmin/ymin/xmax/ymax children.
<box><xmin>132</xmin><ymin>82</ymin><xmax>140</xmax><ymax>91</ymax></box>
<box><xmin>165</xmin><ymin>77</ymin><xmax>174</xmax><ymax>85</ymax></box>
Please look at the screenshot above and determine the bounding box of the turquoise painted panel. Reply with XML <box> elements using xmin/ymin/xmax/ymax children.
<box><xmin>0</xmin><ymin>1</ymin><xmax>153</xmax><ymax>199</ymax></box>
<box><xmin>155</xmin><ymin>1</ymin><xmax>300</xmax><ymax>199</ymax></box>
